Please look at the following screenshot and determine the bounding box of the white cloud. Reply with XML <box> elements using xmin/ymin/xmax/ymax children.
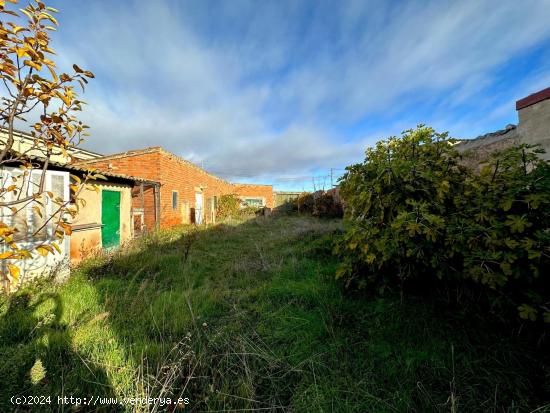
<box><xmin>41</xmin><ymin>0</ymin><xmax>550</xmax><ymax>187</ymax></box>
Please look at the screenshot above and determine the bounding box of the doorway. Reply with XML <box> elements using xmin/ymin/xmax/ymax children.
<box><xmin>102</xmin><ymin>190</ymin><xmax>121</xmax><ymax>248</ymax></box>
<box><xmin>195</xmin><ymin>192</ymin><xmax>203</xmax><ymax>224</ymax></box>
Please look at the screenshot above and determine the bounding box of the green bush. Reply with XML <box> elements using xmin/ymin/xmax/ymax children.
<box><xmin>216</xmin><ymin>194</ymin><xmax>263</xmax><ymax>221</ymax></box>
<box><xmin>312</xmin><ymin>192</ymin><xmax>343</xmax><ymax>218</ymax></box>
<box><xmin>334</xmin><ymin>125</ymin><xmax>550</xmax><ymax>324</ymax></box>
<box><xmin>216</xmin><ymin>194</ymin><xmax>242</xmax><ymax>220</ymax></box>
<box><xmin>294</xmin><ymin>191</ymin><xmax>343</xmax><ymax>218</ymax></box>
<box><xmin>239</xmin><ymin>205</ymin><xmax>263</xmax><ymax>218</ymax></box>
<box><xmin>295</xmin><ymin>192</ymin><xmax>315</xmax><ymax>213</ymax></box>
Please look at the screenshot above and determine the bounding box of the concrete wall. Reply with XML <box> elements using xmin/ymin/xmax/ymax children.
<box><xmin>517</xmin><ymin>98</ymin><xmax>550</xmax><ymax>161</ymax></box>
<box><xmin>274</xmin><ymin>191</ymin><xmax>302</xmax><ymax>208</ymax></box>
<box><xmin>70</xmin><ymin>180</ymin><xmax>133</xmax><ymax>264</ymax></box>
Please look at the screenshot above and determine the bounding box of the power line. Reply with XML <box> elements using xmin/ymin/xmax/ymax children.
<box><xmin>203</xmin><ymin>167</ymin><xmax>348</xmax><ymax>191</ymax></box>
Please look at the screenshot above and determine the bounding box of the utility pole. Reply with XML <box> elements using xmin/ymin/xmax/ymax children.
<box><xmin>330</xmin><ymin>168</ymin><xmax>333</xmax><ymax>188</ymax></box>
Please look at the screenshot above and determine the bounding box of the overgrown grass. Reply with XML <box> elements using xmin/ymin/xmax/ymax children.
<box><xmin>0</xmin><ymin>216</ymin><xmax>548</xmax><ymax>412</ymax></box>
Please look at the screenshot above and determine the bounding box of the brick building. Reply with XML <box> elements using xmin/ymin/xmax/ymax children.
<box><xmin>233</xmin><ymin>183</ymin><xmax>274</xmax><ymax>210</ymax></box>
<box><xmin>75</xmin><ymin>147</ymin><xmax>273</xmax><ymax>229</ymax></box>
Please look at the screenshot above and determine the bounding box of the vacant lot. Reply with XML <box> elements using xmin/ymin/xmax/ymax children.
<box><xmin>0</xmin><ymin>216</ymin><xmax>547</xmax><ymax>412</ymax></box>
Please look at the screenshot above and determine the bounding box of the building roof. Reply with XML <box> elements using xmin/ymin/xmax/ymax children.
<box><xmin>516</xmin><ymin>86</ymin><xmax>550</xmax><ymax>110</ymax></box>
<box><xmin>75</xmin><ymin>146</ymin><xmax>162</xmax><ymax>162</ymax></box>
<box><xmin>52</xmin><ymin>161</ymin><xmax>160</xmax><ymax>186</ymax></box>
<box><xmin>0</xmin><ymin>126</ymin><xmax>103</xmax><ymax>160</ymax></box>
<box><xmin>233</xmin><ymin>182</ymin><xmax>273</xmax><ymax>188</ymax></box>
<box><xmin>75</xmin><ymin>146</ymin><xmax>233</xmax><ymax>186</ymax></box>
<box><xmin>3</xmin><ymin>151</ymin><xmax>159</xmax><ymax>186</ymax></box>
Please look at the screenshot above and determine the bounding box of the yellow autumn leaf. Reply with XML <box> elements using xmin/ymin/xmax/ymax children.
<box><xmin>0</xmin><ymin>227</ymin><xmax>15</xmax><ymax>235</ymax></box>
<box><xmin>8</xmin><ymin>264</ymin><xmax>20</xmax><ymax>281</ymax></box>
<box><xmin>46</xmin><ymin>64</ymin><xmax>58</xmax><ymax>82</ymax></box>
<box><xmin>36</xmin><ymin>245</ymin><xmax>51</xmax><ymax>256</ymax></box>
<box><xmin>23</xmin><ymin>60</ymin><xmax>42</xmax><ymax>71</ymax></box>
<box><xmin>19</xmin><ymin>250</ymin><xmax>32</xmax><ymax>259</ymax></box>
<box><xmin>15</xmin><ymin>46</ymin><xmax>28</xmax><ymax>58</ymax></box>
<box><xmin>51</xmin><ymin>242</ymin><xmax>61</xmax><ymax>254</ymax></box>
<box><xmin>19</xmin><ymin>8</ymin><xmax>33</xmax><ymax>21</ymax></box>
<box><xmin>41</xmin><ymin>12</ymin><xmax>58</xmax><ymax>26</ymax></box>
<box><xmin>0</xmin><ymin>251</ymin><xmax>15</xmax><ymax>259</ymax></box>
<box><xmin>32</xmin><ymin>205</ymin><xmax>43</xmax><ymax>218</ymax></box>
<box><xmin>14</xmin><ymin>26</ymin><xmax>28</xmax><ymax>34</ymax></box>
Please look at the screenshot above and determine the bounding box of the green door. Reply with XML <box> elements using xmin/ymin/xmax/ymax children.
<box><xmin>102</xmin><ymin>190</ymin><xmax>121</xmax><ymax>248</ymax></box>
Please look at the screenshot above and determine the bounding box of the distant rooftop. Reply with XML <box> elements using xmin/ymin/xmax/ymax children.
<box><xmin>516</xmin><ymin>86</ymin><xmax>550</xmax><ymax>110</ymax></box>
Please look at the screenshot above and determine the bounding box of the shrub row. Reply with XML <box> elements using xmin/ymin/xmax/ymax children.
<box><xmin>295</xmin><ymin>191</ymin><xmax>343</xmax><ymax>218</ymax></box>
<box><xmin>334</xmin><ymin>126</ymin><xmax>550</xmax><ymax>324</ymax></box>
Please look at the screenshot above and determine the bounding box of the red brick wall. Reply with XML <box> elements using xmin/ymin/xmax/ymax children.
<box><xmin>157</xmin><ymin>151</ymin><xmax>234</xmax><ymax>227</ymax></box>
<box><xmin>130</xmin><ymin>185</ymin><xmax>157</xmax><ymax>232</ymax></box>
<box><xmin>79</xmin><ymin>149</ymin><xmax>162</xmax><ymax>180</ymax></box>
<box><xmin>78</xmin><ymin>148</ymin><xmax>273</xmax><ymax>228</ymax></box>
<box><xmin>79</xmin><ymin>150</ymin><xmax>161</xmax><ymax>230</ymax></box>
<box><xmin>233</xmin><ymin>184</ymin><xmax>274</xmax><ymax>208</ymax></box>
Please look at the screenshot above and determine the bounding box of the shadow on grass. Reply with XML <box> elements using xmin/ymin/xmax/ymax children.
<box><xmin>0</xmin><ymin>287</ymin><xmax>119</xmax><ymax>412</ymax></box>
<box><xmin>1</xmin><ymin>215</ymin><xmax>549</xmax><ymax>412</ymax></box>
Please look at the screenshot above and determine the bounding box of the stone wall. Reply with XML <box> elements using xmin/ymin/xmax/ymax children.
<box><xmin>517</xmin><ymin>97</ymin><xmax>550</xmax><ymax>161</ymax></box>
<box><xmin>455</xmin><ymin>125</ymin><xmax>520</xmax><ymax>171</ymax></box>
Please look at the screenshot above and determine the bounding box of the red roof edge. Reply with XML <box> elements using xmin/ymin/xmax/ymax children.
<box><xmin>516</xmin><ymin>86</ymin><xmax>550</xmax><ymax>111</ymax></box>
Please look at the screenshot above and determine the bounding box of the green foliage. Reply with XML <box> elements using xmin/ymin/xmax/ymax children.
<box><xmin>294</xmin><ymin>191</ymin><xmax>343</xmax><ymax>218</ymax></box>
<box><xmin>1</xmin><ymin>216</ymin><xmax>547</xmax><ymax>411</ymax></box>
<box><xmin>335</xmin><ymin>125</ymin><xmax>550</xmax><ymax>324</ymax></box>
<box><xmin>216</xmin><ymin>194</ymin><xmax>242</xmax><ymax>220</ymax></box>
<box><xmin>295</xmin><ymin>192</ymin><xmax>315</xmax><ymax>213</ymax></box>
<box><xmin>30</xmin><ymin>358</ymin><xmax>46</xmax><ymax>385</ymax></box>
<box><xmin>239</xmin><ymin>205</ymin><xmax>263</xmax><ymax>218</ymax></box>
<box><xmin>312</xmin><ymin>192</ymin><xmax>343</xmax><ymax>218</ymax></box>
<box><xmin>216</xmin><ymin>194</ymin><xmax>264</xmax><ymax>221</ymax></box>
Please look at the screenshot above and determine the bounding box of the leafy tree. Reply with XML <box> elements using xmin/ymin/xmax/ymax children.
<box><xmin>335</xmin><ymin>125</ymin><xmax>550</xmax><ymax>324</ymax></box>
<box><xmin>458</xmin><ymin>144</ymin><xmax>550</xmax><ymax>322</ymax></box>
<box><xmin>0</xmin><ymin>0</ymin><xmax>95</xmax><ymax>291</ymax></box>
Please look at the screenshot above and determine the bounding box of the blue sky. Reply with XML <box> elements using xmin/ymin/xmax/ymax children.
<box><xmin>43</xmin><ymin>0</ymin><xmax>550</xmax><ymax>190</ymax></box>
